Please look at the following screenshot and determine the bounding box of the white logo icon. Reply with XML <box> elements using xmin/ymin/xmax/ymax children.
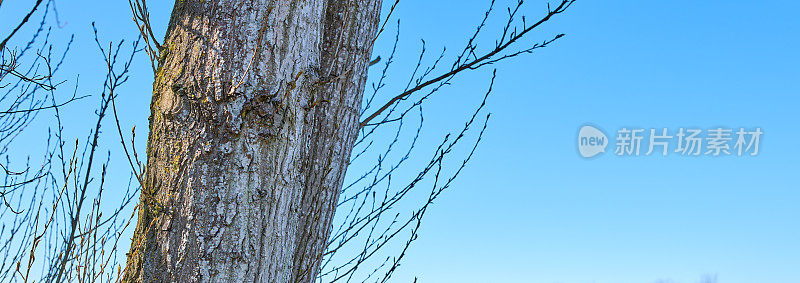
<box><xmin>578</xmin><ymin>125</ymin><xmax>608</xmax><ymax>158</ymax></box>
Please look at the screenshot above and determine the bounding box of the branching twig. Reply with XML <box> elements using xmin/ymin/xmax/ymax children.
<box><xmin>360</xmin><ymin>0</ymin><xmax>574</xmax><ymax>126</ymax></box>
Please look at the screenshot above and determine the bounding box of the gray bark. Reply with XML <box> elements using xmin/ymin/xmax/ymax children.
<box><xmin>124</xmin><ymin>0</ymin><xmax>382</xmax><ymax>281</ymax></box>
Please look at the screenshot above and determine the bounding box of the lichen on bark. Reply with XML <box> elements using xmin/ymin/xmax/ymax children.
<box><xmin>124</xmin><ymin>0</ymin><xmax>382</xmax><ymax>282</ymax></box>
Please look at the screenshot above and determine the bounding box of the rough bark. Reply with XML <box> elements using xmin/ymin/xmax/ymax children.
<box><xmin>123</xmin><ymin>0</ymin><xmax>382</xmax><ymax>281</ymax></box>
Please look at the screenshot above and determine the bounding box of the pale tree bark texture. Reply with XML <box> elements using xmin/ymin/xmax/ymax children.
<box><xmin>124</xmin><ymin>0</ymin><xmax>382</xmax><ymax>281</ymax></box>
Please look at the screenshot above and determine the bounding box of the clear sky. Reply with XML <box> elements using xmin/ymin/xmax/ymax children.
<box><xmin>3</xmin><ymin>0</ymin><xmax>799</xmax><ymax>282</ymax></box>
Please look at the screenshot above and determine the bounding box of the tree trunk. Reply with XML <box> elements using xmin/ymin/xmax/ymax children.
<box><xmin>124</xmin><ymin>0</ymin><xmax>382</xmax><ymax>281</ymax></box>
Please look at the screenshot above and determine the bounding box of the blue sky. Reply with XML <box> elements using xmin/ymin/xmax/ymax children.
<box><xmin>3</xmin><ymin>0</ymin><xmax>799</xmax><ymax>282</ymax></box>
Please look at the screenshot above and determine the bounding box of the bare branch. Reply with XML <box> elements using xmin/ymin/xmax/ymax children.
<box><xmin>360</xmin><ymin>0</ymin><xmax>574</xmax><ymax>126</ymax></box>
<box><xmin>0</xmin><ymin>0</ymin><xmax>44</xmax><ymax>53</ymax></box>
